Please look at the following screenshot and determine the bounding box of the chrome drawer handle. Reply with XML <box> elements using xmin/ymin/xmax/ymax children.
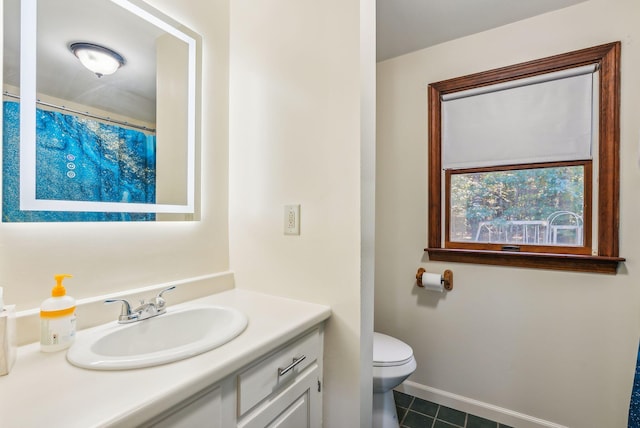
<box><xmin>278</xmin><ymin>355</ymin><xmax>306</xmax><ymax>377</ymax></box>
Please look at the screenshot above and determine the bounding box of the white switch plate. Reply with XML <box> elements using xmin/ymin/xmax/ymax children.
<box><xmin>284</xmin><ymin>204</ymin><xmax>300</xmax><ymax>235</ymax></box>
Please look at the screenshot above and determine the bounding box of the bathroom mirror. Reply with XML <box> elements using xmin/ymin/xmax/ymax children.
<box><xmin>2</xmin><ymin>0</ymin><xmax>200</xmax><ymax>221</ymax></box>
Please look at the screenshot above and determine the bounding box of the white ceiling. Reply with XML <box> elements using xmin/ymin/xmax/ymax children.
<box><xmin>377</xmin><ymin>0</ymin><xmax>588</xmax><ymax>62</ymax></box>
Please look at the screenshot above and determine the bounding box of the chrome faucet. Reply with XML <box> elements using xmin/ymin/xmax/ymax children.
<box><xmin>105</xmin><ymin>286</ymin><xmax>176</xmax><ymax>324</ymax></box>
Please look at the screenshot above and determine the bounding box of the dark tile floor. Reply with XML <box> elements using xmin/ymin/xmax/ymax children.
<box><xmin>394</xmin><ymin>391</ymin><xmax>514</xmax><ymax>428</ymax></box>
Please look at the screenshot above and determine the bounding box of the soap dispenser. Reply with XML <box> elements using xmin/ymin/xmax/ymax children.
<box><xmin>40</xmin><ymin>274</ymin><xmax>76</xmax><ymax>352</ymax></box>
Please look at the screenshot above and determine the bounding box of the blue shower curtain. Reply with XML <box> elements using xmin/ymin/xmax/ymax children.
<box><xmin>630</xmin><ymin>342</ymin><xmax>640</xmax><ymax>427</ymax></box>
<box><xmin>2</xmin><ymin>101</ymin><xmax>156</xmax><ymax>222</ymax></box>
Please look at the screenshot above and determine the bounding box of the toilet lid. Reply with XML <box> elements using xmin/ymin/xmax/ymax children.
<box><xmin>373</xmin><ymin>332</ymin><xmax>414</xmax><ymax>367</ymax></box>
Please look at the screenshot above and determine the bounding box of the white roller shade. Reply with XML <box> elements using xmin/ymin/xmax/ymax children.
<box><xmin>442</xmin><ymin>64</ymin><xmax>597</xmax><ymax>169</ymax></box>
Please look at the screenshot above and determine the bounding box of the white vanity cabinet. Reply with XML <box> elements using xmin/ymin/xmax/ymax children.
<box><xmin>147</xmin><ymin>326</ymin><xmax>324</xmax><ymax>428</ymax></box>
<box><xmin>238</xmin><ymin>364</ymin><xmax>320</xmax><ymax>428</ymax></box>
<box><xmin>0</xmin><ymin>289</ymin><xmax>331</xmax><ymax>428</ymax></box>
<box><xmin>237</xmin><ymin>328</ymin><xmax>323</xmax><ymax>428</ymax></box>
<box><xmin>146</xmin><ymin>384</ymin><xmax>226</xmax><ymax>428</ymax></box>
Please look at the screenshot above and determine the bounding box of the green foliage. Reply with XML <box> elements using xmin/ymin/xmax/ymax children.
<box><xmin>450</xmin><ymin>165</ymin><xmax>584</xmax><ymax>241</ymax></box>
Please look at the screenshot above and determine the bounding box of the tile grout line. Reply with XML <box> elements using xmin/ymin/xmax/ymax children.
<box><xmin>398</xmin><ymin>395</ymin><xmax>414</xmax><ymax>427</ymax></box>
<box><xmin>430</xmin><ymin>404</ymin><xmax>439</xmax><ymax>428</ymax></box>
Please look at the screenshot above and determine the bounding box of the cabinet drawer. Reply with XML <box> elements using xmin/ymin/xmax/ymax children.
<box><xmin>237</xmin><ymin>328</ymin><xmax>321</xmax><ymax>416</ymax></box>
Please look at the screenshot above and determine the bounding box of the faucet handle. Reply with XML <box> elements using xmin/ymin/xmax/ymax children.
<box><xmin>157</xmin><ymin>286</ymin><xmax>176</xmax><ymax>299</ymax></box>
<box><xmin>104</xmin><ymin>299</ymin><xmax>136</xmax><ymax>322</ymax></box>
<box><xmin>152</xmin><ymin>286</ymin><xmax>176</xmax><ymax>311</ymax></box>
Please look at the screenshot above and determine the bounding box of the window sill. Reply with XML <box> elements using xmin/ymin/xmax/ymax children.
<box><xmin>425</xmin><ymin>248</ymin><xmax>625</xmax><ymax>274</ymax></box>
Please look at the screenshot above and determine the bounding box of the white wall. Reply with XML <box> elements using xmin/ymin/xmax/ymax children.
<box><xmin>1</xmin><ymin>0</ymin><xmax>377</xmax><ymax>424</ymax></box>
<box><xmin>1</xmin><ymin>0</ymin><xmax>231</xmax><ymax>311</ymax></box>
<box><xmin>376</xmin><ymin>0</ymin><xmax>640</xmax><ymax>427</ymax></box>
<box><xmin>228</xmin><ymin>0</ymin><xmax>375</xmax><ymax>426</ymax></box>
<box><xmin>360</xmin><ymin>0</ymin><xmax>376</xmax><ymax>424</ymax></box>
<box><xmin>3</xmin><ymin>0</ymin><xmax>377</xmax><ymax>424</ymax></box>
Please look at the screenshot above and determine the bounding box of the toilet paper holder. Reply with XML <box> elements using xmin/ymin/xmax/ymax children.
<box><xmin>416</xmin><ymin>268</ymin><xmax>453</xmax><ymax>291</ymax></box>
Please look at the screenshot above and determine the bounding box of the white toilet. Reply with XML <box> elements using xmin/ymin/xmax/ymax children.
<box><xmin>373</xmin><ymin>332</ymin><xmax>417</xmax><ymax>428</ymax></box>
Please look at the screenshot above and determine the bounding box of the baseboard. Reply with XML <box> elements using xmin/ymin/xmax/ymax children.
<box><xmin>396</xmin><ymin>380</ymin><xmax>568</xmax><ymax>428</ymax></box>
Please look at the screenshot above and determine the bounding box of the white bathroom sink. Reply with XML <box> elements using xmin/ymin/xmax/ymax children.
<box><xmin>67</xmin><ymin>305</ymin><xmax>248</xmax><ymax>370</ymax></box>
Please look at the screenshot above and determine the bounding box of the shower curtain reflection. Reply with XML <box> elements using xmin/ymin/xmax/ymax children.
<box><xmin>2</xmin><ymin>101</ymin><xmax>156</xmax><ymax>221</ymax></box>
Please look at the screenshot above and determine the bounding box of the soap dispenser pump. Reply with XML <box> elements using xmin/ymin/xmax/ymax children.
<box><xmin>40</xmin><ymin>274</ymin><xmax>76</xmax><ymax>352</ymax></box>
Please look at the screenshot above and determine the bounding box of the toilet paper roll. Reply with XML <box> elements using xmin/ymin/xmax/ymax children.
<box><xmin>420</xmin><ymin>273</ymin><xmax>444</xmax><ymax>292</ymax></box>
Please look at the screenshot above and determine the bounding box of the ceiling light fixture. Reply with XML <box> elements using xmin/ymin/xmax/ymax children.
<box><xmin>69</xmin><ymin>42</ymin><xmax>126</xmax><ymax>78</ymax></box>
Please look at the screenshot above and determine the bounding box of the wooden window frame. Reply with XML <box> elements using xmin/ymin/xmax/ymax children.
<box><xmin>426</xmin><ymin>42</ymin><xmax>625</xmax><ymax>274</ymax></box>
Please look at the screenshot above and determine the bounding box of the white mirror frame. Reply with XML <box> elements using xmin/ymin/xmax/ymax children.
<box><xmin>19</xmin><ymin>0</ymin><xmax>196</xmax><ymax>214</ymax></box>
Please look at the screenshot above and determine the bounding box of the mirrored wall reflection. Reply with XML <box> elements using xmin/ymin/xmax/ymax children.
<box><xmin>2</xmin><ymin>0</ymin><xmax>199</xmax><ymax>222</ymax></box>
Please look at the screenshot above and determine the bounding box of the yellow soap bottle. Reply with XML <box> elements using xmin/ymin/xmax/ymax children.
<box><xmin>40</xmin><ymin>274</ymin><xmax>76</xmax><ymax>352</ymax></box>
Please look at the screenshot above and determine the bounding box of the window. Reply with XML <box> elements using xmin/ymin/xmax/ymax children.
<box><xmin>447</xmin><ymin>161</ymin><xmax>591</xmax><ymax>250</ymax></box>
<box><xmin>426</xmin><ymin>42</ymin><xmax>624</xmax><ymax>274</ymax></box>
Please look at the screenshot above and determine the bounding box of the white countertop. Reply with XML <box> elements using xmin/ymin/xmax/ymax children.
<box><xmin>0</xmin><ymin>289</ymin><xmax>331</xmax><ymax>428</ymax></box>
